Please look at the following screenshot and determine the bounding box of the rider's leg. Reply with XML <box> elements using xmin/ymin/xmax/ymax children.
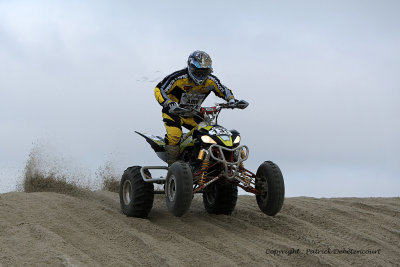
<box><xmin>162</xmin><ymin>112</ymin><xmax>182</xmax><ymax>165</ymax></box>
<box><xmin>181</xmin><ymin>117</ymin><xmax>198</xmax><ymax>130</ymax></box>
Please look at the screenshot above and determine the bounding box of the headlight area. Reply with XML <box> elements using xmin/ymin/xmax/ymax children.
<box><xmin>201</xmin><ymin>135</ymin><xmax>217</xmax><ymax>144</ymax></box>
<box><xmin>233</xmin><ymin>135</ymin><xmax>240</xmax><ymax>144</ymax></box>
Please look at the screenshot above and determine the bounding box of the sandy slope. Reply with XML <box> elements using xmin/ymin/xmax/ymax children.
<box><xmin>0</xmin><ymin>191</ymin><xmax>399</xmax><ymax>267</ymax></box>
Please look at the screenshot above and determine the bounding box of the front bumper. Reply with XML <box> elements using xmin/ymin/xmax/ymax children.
<box><xmin>208</xmin><ymin>144</ymin><xmax>249</xmax><ymax>180</ymax></box>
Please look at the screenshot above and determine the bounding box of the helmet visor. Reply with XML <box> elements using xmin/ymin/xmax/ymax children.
<box><xmin>191</xmin><ymin>67</ymin><xmax>212</xmax><ymax>79</ymax></box>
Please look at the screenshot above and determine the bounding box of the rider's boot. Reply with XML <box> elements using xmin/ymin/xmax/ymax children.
<box><xmin>165</xmin><ymin>145</ymin><xmax>180</xmax><ymax>166</ymax></box>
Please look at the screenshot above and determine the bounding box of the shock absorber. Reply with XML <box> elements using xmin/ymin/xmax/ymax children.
<box><xmin>199</xmin><ymin>151</ymin><xmax>210</xmax><ymax>185</ymax></box>
<box><xmin>238</xmin><ymin>148</ymin><xmax>250</xmax><ymax>185</ymax></box>
<box><xmin>239</xmin><ymin>148</ymin><xmax>246</xmax><ymax>170</ymax></box>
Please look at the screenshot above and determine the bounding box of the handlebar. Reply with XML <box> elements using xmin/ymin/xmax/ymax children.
<box><xmin>217</xmin><ymin>99</ymin><xmax>249</xmax><ymax>110</ymax></box>
<box><xmin>169</xmin><ymin>100</ymin><xmax>249</xmax><ymax>117</ymax></box>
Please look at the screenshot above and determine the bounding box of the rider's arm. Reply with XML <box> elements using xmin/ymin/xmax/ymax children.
<box><xmin>207</xmin><ymin>74</ymin><xmax>235</xmax><ymax>101</ymax></box>
<box><xmin>154</xmin><ymin>69</ymin><xmax>187</xmax><ymax>107</ymax></box>
<box><xmin>155</xmin><ymin>86</ymin><xmax>173</xmax><ymax>107</ymax></box>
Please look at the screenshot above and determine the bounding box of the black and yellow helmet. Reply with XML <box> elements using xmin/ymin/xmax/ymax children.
<box><xmin>187</xmin><ymin>51</ymin><xmax>213</xmax><ymax>85</ymax></box>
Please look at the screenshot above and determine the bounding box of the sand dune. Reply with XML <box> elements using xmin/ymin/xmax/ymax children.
<box><xmin>0</xmin><ymin>189</ymin><xmax>398</xmax><ymax>266</ymax></box>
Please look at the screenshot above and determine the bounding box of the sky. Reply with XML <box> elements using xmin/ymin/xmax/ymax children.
<box><xmin>0</xmin><ymin>0</ymin><xmax>399</xmax><ymax>197</ymax></box>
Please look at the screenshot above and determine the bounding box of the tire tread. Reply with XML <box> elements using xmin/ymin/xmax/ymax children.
<box><xmin>203</xmin><ymin>180</ymin><xmax>238</xmax><ymax>215</ymax></box>
<box><xmin>166</xmin><ymin>161</ymin><xmax>193</xmax><ymax>216</ymax></box>
<box><xmin>256</xmin><ymin>161</ymin><xmax>285</xmax><ymax>216</ymax></box>
<box><xmin>119</xmin><ymin>166</ymin><xmax>154</xmax><ymax>218</ymax></box>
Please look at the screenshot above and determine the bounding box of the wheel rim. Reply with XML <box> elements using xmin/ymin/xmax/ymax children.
<box><xmin>167</xmin><ymin>174</ymin><xmax>176</xmax><ymax>202</ymax></box>
<box><xmin>205</xmin><ymin>183</ymin><xmax>217</xmax><ymax>204</ymax></box>
<box><xmin>122</xmin><ymin>180</ymin><xmax>132</xmax><ymax>205</ymax></box>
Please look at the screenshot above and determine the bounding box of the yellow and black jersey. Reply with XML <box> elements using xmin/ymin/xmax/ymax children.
<box><xmin>154</xmin><ymin>68</ymin><xmax>234</xmax><ymax>111</ymax></box>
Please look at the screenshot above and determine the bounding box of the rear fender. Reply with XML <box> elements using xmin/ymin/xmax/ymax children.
<box><xmin>135</xmin><ymin>131</ymin><xmax>167</xmax><ymax>162</ymax></box>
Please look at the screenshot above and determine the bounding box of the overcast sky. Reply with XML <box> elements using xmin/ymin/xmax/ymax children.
<box><xmin>1</xmin><ymin>0</ymin><xmax>399</xmax><ymax>196</ymax></box>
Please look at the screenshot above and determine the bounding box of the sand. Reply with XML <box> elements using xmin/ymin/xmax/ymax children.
<box><xmin>0</xmin><ymin>189</ymin><xmax>399</xmax><ymax>266</ymax></box>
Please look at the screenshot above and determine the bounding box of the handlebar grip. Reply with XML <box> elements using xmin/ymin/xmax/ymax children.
<box><xmin>235</xmin><ymin>100</ymin><xmax>249</xmax><ymax>109</ymax></box>
<box><xmin>218</xmin><ymin>100</ymin><xmax>249</xmax><ymax>109</ymax></box>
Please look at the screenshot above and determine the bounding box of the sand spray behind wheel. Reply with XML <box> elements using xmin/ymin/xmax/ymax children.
<box><xmin>19</xmin><ymin>140</ymin><xmax>120</xmax><ymax>195</ymax></box>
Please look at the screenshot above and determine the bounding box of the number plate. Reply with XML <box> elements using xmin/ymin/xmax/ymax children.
<box><xmin>209</xmin><ymin>126</ymin><xmax>232</xmax><ymax>136</ymax></box>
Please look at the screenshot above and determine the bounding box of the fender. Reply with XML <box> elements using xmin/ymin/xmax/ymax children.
<box><xmin>135</xmin><ymin>131</ymin><xmax>167</xmax><ymax>162</ymax></box>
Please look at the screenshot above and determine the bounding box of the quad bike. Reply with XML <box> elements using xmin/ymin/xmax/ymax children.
<box><xmin>119</xmin><ymin>100</ymin><xmax>285</xmax><ymax>218</ymax></box>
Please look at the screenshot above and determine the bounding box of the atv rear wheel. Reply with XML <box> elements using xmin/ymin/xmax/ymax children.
<box><xmin>255</xmin><ymin>161</ymin><xmax>285</xmax><ymax>216</ymax></box>
<box><xmin>120</xmin><ymin>166</ymin><xmax>154</xmax><ymax>218</ymax></box>
<box><xmin>165</xmin><ymin>161</ymin><xmax>193</xmax><ymax>217</ymax></box>
<box><xmin>203</xmin><ymin>180</ymin><xmax>238</xmax><ymax>215</ymax></box>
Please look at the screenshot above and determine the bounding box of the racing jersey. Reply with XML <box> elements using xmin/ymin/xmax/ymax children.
<box><xmin>154</xmin><ymin>68</ymin><xmax>234</xmax><ymax>111</ymax></box>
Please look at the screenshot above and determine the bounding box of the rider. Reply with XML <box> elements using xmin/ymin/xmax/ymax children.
<box><xmin>154</xmin><ymin>50</ymin><xmax>237</xmax><ymax>165</ymax></box>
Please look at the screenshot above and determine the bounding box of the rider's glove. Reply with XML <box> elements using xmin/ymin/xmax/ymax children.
<box><xmin>167</xmin><ymin>101</ymin><xmax>178</xmax><ymax>113</ymax></box>
<box><xmin>228</xmin><ymin>98</ymin><xmax>238</xmax><ymax>106</ymax></box>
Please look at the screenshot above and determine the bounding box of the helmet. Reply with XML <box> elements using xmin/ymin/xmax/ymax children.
<box><xmin>187</xmin><ymin>51</ymin><xmax>213</xmax><ymax>85</ymax></box>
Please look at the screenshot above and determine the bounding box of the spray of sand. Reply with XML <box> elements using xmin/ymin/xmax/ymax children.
<box><xmin>95</xmin><ymin>161</ymin><xmax>120</xmax><ymax>193</ymax></box>
<box><xmin>21</xmin><ymin>142</ymin><xmax>89</xmax><ymax>196</ymax></box>
<box><xmin>20</xmin><ymin>141</ymin><xmax>123</xmax><ymax>195</ymax></box>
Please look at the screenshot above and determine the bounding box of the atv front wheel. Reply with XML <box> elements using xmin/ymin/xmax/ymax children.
<box><xmin>255</xmin><ymin>161</ymin><xmax>285</xmax><ymax>216</ymax></box>
<box><xmin>203</xmin><ymin>180</ymin><xmax>238</xmax><ymax>215</ymax></box>
<box><xmin>165</xmin><ymin>162</ymin><xmax>193</xmax><ymax>217</ymax></box>
<box><xmin>120</xmin><ymin>166</ymin><xmax>154</xmax><ymax>218</ymax></box>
